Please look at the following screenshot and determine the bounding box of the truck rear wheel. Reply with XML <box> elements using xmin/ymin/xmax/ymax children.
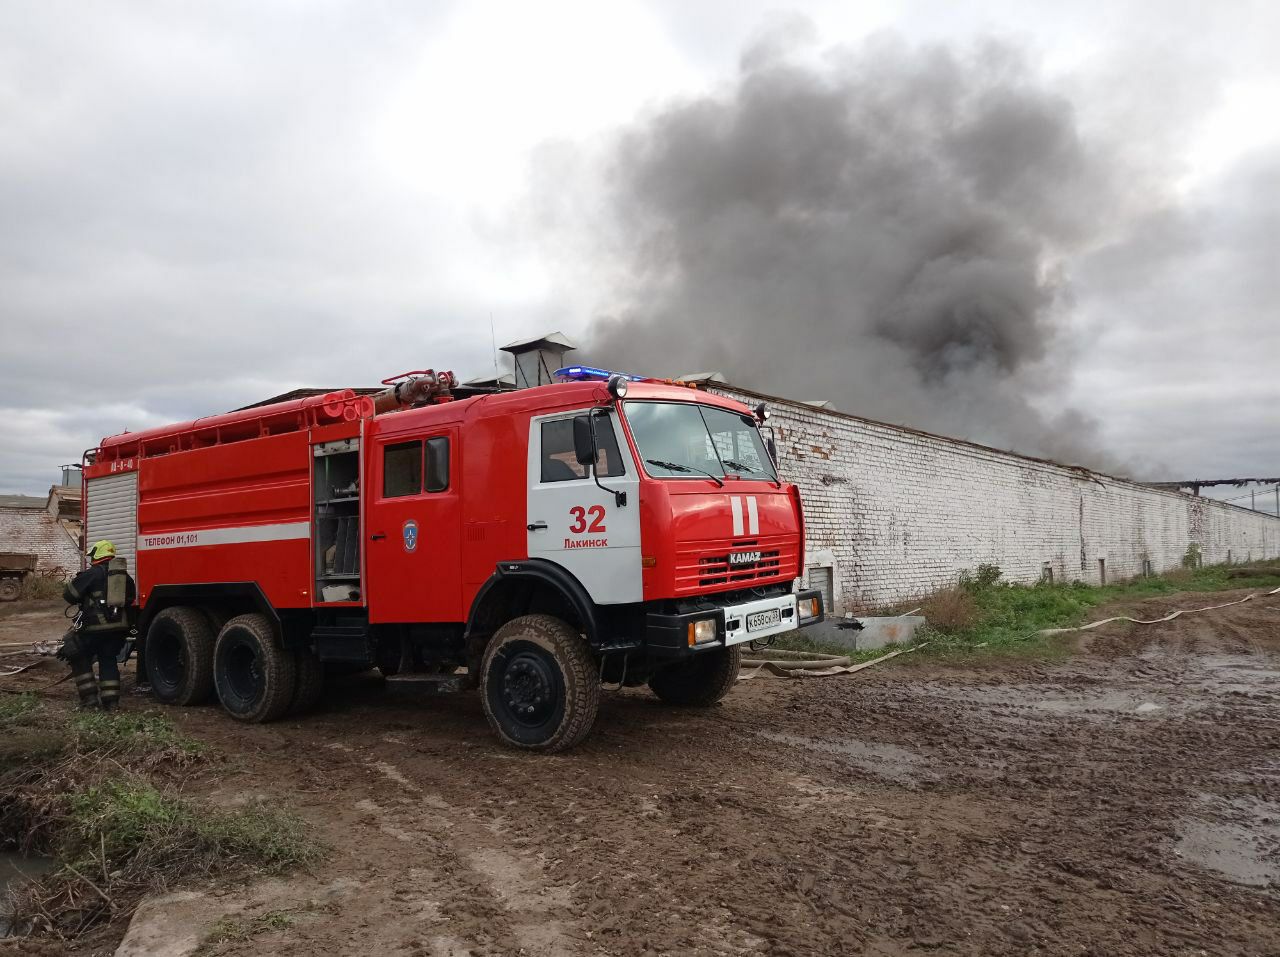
<box><xmin>146</xmin><ymin>607</ymin><xmax>216</xmax><ymax>705</ymax></box>
<box><xmin>213</xmin><ymin>614</ymin><xmax>297</xmax><ymax>723</ymax></box>
<box><xmin>0</xmin><ymin>577</ymin><xmax>20</xmax><ymax>602</ymax></box>
<box><xmin>480</xmin><ymin>614</ymin><xmax>599</xmax><ymax>752</ymax></box>
<box><xmin>648</xmin><ymin>646</ymin><xmax>742</xmax><ymax>707</ymax></box>
<box><xmin>288</xmin><ymin>649</ymin><xmax>325</xmax><ymax>715</ymax></box>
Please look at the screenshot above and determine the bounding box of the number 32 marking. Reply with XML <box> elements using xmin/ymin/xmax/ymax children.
<box><xmin>569</xmin><ymin>505</ymin><xmax>606</xmax><ymax>534</ymax></box>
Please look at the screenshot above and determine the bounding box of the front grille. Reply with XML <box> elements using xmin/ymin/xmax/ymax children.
<box><xmin>674</xmin><ymin>536</ymin><xmax>797</xmax><ymax>595</ymax></box>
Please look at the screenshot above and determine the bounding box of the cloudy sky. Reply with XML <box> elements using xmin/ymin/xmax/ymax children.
<box><xmin>1</xmin><ymin>1</ymin><xmax>1277</xmax><ymax>501</ymax></box>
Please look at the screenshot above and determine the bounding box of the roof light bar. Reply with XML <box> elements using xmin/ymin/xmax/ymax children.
<box><xmin>554</xmin><ymin>365</ymin><xmax>647</xmax><ymax>383</ymax></box>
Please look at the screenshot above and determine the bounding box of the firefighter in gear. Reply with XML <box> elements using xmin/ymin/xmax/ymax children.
<box><xmin>60</xmin><ymin>541</ymin><xmax>136</xmax><ymax>710</ymax></box>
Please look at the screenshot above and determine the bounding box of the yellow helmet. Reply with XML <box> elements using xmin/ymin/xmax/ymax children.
<box><xmin>88</xmin><ymin>540</ymin><xmax>116</xmax><ymax>562</ymax></box>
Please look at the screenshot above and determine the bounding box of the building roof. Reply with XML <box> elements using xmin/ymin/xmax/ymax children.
<box><xmin>500</xmin><ymin>332</ymin><xmax>577</xmax><ymax>354</ymax></box>
<box><xmin>0</xmin><ymin>494</ymin><xmax>45</xmax><ymax>510</ymax></box>
<box><xmin>462</xmin><ymin>372</ymin><xmax>516</xmax><ymax>389</ymax></box>
<box><xmin>677</xmin><ymin>371</ymin><xmax>728</xmax><ymax>384</ymax></box>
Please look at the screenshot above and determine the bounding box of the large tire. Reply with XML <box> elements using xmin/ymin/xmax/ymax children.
<box><xmin>480</xmin><ymin>614</ymin><xmax>600</xmax><ymax>752</ymax></box>
<box><xmin>145</xmin><ymin>606</ymin><xmax>216</xmax><ymax>705</ymax></box>
<box><xmin>213</xmin><ymin>614</ymin><xmax>297</xmax><ymax>723</ymax></box>
<box><xmin>288</xmin><ymin>649</ymin><xmax>325</xmax><ymax>715</ymax></box>
<box><xmin>0</xmin><ymin>578</ymin><xmax>19</xmax><ymax>602</ymax></box>
<box><xmin>648</xmin><ymin>645</ymin><xmax>742</xmax><ymax>707</ymax></box>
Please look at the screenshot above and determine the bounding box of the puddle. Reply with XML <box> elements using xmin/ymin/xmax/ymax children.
<box><xmin>1</xmin><ymin>851</ymin><xmax>56</xmax><ymax>936</ymax></box>
<box><xmin>1176</xmin><ymin>797</ymin><xmax>1280</xmax><ymax>889</ymax></box>
<box><xmin>918</xmin><ymin>684</ymin><xmax>1179</xmax><ymax>720</ymax></box>
<box><xmin>1193</xmin><ymin>655</ymin><xmax>1280</xmax><ymax>698</ymax></box>
<box><xmin>758</xmin><ymin>731</ymin><xmax>933</xmax><ymax>785</ymax></box>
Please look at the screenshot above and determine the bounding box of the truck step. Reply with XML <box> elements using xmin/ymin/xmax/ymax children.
<box><xmin>384</xmin><ymin>673</ymin><xmax>467</xmax><ymax>695</ymax></box>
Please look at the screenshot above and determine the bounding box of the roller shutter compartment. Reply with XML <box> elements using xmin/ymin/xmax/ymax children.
<box><xmin>86</xmin><ymin>472</ymin><xmax>139</xmax><ymax>571</ymax></box>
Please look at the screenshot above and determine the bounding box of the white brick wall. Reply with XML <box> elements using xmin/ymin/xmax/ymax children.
<box><xmin>0</xmin><ymin>507</ymin><xmax>82</xmax><ymax>579</ymax></box>
<box><xmin>713</xmin><ymin>386</ymin><xmax>1280</xmax><ymax>612</ymax></box>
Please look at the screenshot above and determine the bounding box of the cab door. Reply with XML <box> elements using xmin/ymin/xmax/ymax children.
<box><xmin>526</xmin><ymin>410</ymin><xmax>641</xmax><ymax>604</ymax></box>
<box><xmin>367</xmin><ymin>430</ymin><xmax>460</xmax><ymax>623</ymax></box>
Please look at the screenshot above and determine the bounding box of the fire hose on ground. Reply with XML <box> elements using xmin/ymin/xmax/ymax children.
<box><xmin>738</xmin><ymin>645</ymin><xmax>928</xmax><ymax>679</ymax></box>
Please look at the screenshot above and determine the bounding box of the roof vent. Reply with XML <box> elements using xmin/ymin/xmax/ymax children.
<box><xmin>501</xmin><ymin>332</ymin><xmax>577</xmax><ymax>389</ymax></box>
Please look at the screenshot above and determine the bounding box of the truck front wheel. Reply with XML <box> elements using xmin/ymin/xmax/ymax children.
<box><xmin>213</xmin><ymin>614</ymin><xmax>297</xmax><ymax>723</ymax></box>
<box><xmin>648</xmin><ymin>646</ymin><xmax>742</xmax><ymax>707</ymax></box>
<box><xmin>480</xmin><ymin>614</ymin><xmax>599</xmax><ymax>752</ymax></box>
<box><xmin>146</xmin><ymin>607</ymin><xmax>216</xmax><ymax>705</ymax></box>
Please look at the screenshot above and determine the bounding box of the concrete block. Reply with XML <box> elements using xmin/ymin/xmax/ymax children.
<box><xmin>807</xmin><ymin>616</ymin><xmax>926</xmax><ymax>651</ymax></box>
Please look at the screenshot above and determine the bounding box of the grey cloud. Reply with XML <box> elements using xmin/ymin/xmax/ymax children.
<box><xmin>0</xmin><ymin>2</ymin><xmax>496</xmax><ymax>493</ymax></box>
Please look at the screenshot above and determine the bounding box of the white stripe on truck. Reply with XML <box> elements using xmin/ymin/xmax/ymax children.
<box><xmin>138</xmin><ymin>521</ymin><xmax>310</xmax><ymax>551</ymax></box>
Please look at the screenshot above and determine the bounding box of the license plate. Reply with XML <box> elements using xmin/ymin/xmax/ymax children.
<box><xmin>747</xmin><ymin>608</ymin><xmax>782</xmax><ymax>632</ymax></box>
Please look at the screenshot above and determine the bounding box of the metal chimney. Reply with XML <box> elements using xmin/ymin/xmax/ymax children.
<box><xmin>500</xmin><ymin>332</ymin><xmax>577</xmax><ymax>389</ymax></box>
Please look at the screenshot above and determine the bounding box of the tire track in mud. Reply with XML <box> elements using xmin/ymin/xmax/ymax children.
<box><xmin>286</xmin><ymin>735</ymin><xmax>580</xmax><ymax>957</ymax></box>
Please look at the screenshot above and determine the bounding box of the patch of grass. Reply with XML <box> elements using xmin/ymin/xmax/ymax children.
<box><xmin>918</xmin><ymin>586</ymin><xmax>979</xmax><ymax>634</ymax></box>
<box><xmin>20</xmin><ymin>575</ymin><xmax>69</xmax><ymax>601</ymax></box>
<box><xmin>0</xmin><ymin>691</ymin><xmax>40</xmax><ymax>724</ymax></box>
<box><xmin>922</xmin><ymin>557</ymin><xmax>1280</xmax><ymax>658</ymax></box>
<box><xmin>71</xmin><ymin>710</ymin><xmax>205</xmax><ymax>756</ymax></box>
<box><xmin>7</xmin><ymin>776</ymin><xmax>325</xmax><ymax>937</ymax></box>
<box><xmin>200</xmin><ymin>909</ymin><xmax>297</xmax><ymax>951</ymax></box>
<box><xmin>67</xmin><ymin>778</ymin><xmax>322</xmax><ymax>873</ymax></box>
<box><xmin>1</xmin><ymin>698</ymin><xmax>321</xmax><ymax>941</ymax></box>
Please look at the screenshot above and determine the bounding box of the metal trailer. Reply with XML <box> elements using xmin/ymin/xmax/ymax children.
<box><xmin>0</xmin><ymin>553</ymin><xmax>37</xmax><ymax>602</ymax></box>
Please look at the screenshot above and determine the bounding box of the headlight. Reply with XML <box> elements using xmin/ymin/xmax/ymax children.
<box><xmin>797</xmin><ymin>597</ymin><xmax>820</xmax><ymax>621</ymax></box>
<box><xmin>608</xmin><ymin>374</ymin><xmax>629</xmax><ymax>399</ymax></box>
<box><xmin>687</xmin><ymin>618</ymin><xmax>718</xmax><ymax>646</ymax></box>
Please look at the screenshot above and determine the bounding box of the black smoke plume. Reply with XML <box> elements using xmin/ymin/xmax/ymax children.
<box><xmin>582</xmin><ymin>31</ymin><xmax>1133</xmax><ymax>470</ymax></box>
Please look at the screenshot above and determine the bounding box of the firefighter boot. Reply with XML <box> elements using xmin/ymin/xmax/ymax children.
<box><xmin>99</xmin><ymin>679</ymin><xmax>121</xmax><ymax>711</ymax></box>
<box><xmin>72</xmin><ymin>671</ymin><xmax>99</xmax><ymax>710</ymax></box>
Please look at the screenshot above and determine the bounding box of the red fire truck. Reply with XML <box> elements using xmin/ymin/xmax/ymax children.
<box><xmin>83</xmin><ymin>368</ymin><xmax>823</xmax><ymax>750</ymax></box>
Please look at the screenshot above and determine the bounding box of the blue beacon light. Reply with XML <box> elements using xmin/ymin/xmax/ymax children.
<box><xmin>554</xmin><ymin>366</ymin><xmax>647</xmax><ymax>382</ymax></box>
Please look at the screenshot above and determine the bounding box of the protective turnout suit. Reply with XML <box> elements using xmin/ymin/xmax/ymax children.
<box><xmin>61</xmin><ymin>543</ymin><xmax>136</xmax><ymax>710</ymax></box>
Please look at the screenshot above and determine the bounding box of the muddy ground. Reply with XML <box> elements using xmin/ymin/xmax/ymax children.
<box><xmin>2</xmin><ymin>591</ymin><xmax>1278</xmax><ymax>957</ymax></box>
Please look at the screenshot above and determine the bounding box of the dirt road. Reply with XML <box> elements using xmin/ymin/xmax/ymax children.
<box><xmin>5</xmin><ymin>592</ymin><xmax>1279</xmax><ymax>956</ymax></box>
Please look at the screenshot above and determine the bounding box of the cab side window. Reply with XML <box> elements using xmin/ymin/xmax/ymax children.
<box><xmin>383</xmin><ymin>441</ymin><xmax>422</xmax><ymax>497</ymax></box>
<box><xmin>540</xmin><ymin>416</ymin><xmax>624</xmax><ymax>483</ymax></box>
<box><xmin>425</xmin><ymin>437</ymin><xmax>450</xmax><ymax>492</ymax></box>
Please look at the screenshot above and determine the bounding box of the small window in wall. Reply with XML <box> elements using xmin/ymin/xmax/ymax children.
<box><xmin>426</xmin><ymin>437</ymin><xmax>450</xmax><ymax>492</ymax></box>
<box><xmin>1098</xmin><ymin>558</ymin><xmax>1107</xmax><ymax>585</ymax></box>
<box><xmin>1041</xmin><ymin>562</ymin><xmax>1054</xmax><ymax>584</ymax></box>
<box><xmin>383</xmin><ymin>441</ymin><xmax>422</xmax><ymax>497</ymax></box>
<box><xmin>808</xmin><ymin>565</ymin><xmax>835</xmax><ymax>612</ymax></box>
<box><xmin>540</xmin><ymin>415</ymin><xmax>624</xmax><ymax>483</ymax></box>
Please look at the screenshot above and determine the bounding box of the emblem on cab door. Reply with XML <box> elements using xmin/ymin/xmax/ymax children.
<box><xmin>402</xmin><ymin>519</ymin><xmax>419</xmax><ymax>553</ymax></box>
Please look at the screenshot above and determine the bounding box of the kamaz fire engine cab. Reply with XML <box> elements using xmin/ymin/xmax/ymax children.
<box><xmin>83</xmin><ymin>367</ymin><xmax>824</xmax><ymax>751</ymax></box>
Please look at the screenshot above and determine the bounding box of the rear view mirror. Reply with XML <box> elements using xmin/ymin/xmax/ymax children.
<box><xmin>572</xmin><ymin>416</ymin><xmax>595</xmax><ymax>467</ymax></box>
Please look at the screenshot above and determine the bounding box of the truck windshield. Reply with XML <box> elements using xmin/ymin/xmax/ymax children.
<box><xmin>623</xmin><ymin>401</ymin><xmax>778</xmax><ymax>482</ymax></box>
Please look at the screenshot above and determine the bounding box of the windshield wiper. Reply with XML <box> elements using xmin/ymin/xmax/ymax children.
<box><xmin>722</xmin><ymin>459</ymin><xmax>782</xmax><ymax>488</ymax></box>
<box><xmin>645</xmin><ymin>459</ymin><xmax>724</xmax><ymax>488</ymax></box>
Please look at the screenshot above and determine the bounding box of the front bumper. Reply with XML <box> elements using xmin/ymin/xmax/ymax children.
<box><xmin>645</xmin><ymin>589</ymin><xmax>825</xmax><ymax>657</ymax></box>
